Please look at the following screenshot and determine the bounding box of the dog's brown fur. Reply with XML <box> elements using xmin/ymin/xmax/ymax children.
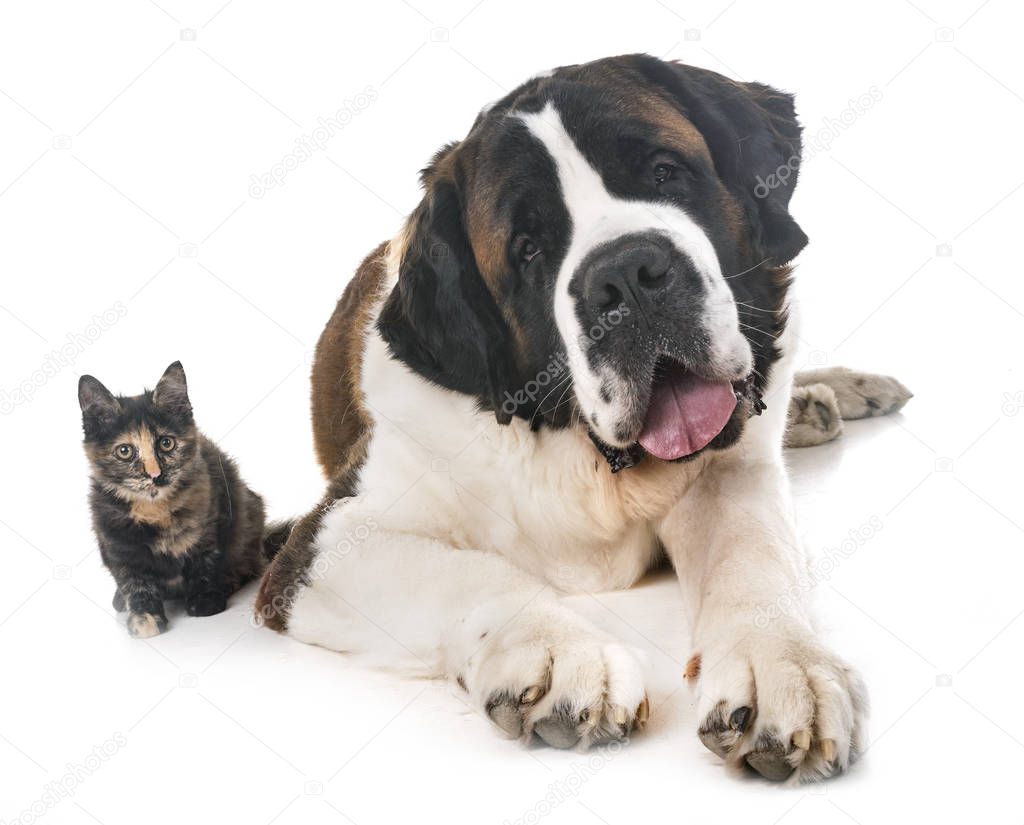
<box><xmin>310</xmin><ymin>242</ymin><xmax>389</xmax><ymax>479</ymax></box>
<box><xmin>254</xmin><ymin>435</ymin><xmax>368</xmax><ymax>630</ymax></box>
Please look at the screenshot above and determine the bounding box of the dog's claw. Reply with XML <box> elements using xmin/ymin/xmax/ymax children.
<box><xmin>519</xmin><ymin>685</ymin><xmax>543</xmax><ymax>705</ymax></box>
<box><xmin>636</xmin><ymin>695</ymin><xmax>650</xmax><ymax>727</ymax></box>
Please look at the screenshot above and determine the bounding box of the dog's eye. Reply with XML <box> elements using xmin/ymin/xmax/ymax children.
<box><xmin>158</xmin><ymin>436</ymin><xmax>176</xmax><ymax>452</ymax></box>
<box><xmin>513</xmin><ymin>234</ymin><xmax>542</xmax><ymax>266</ymax></box>
<box><xmin>653</xmin><ymin>163</ymin><xmax>676</xmax><ymax>184</ymax></box>
<box><xmin>650</xmin><ymin>151</ymin><xmax>694</xmax><ymax>191</ymax></box>
<box><xmin>115</xmin><ymin>444</ymin><xmax>134</xmax><ymax>461</ymax></box>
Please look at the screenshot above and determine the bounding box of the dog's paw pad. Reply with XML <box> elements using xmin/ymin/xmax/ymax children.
<box><xmin>785</xmin><ymin>384</ymin><xmax>843</xmax><ymax>447</ymax></box>
<box><xmin>692</xmin><ymin>631</ymin><xmax>868</xmax><ymax>782</ymax></box>
<box><xmin>533</xmin><ymin>700</ymin><xmax>588</xmax><ymax>749</ymax></box>
<box><xmin>698</xmin><ymin>701</ymin><xmax>752</xmax><ymax>758</ymax></box>
<box><xmin>471</xmin><ymin>615</ymin><xmax>647</xmax><ymax>750</ymax></box>
<box><xmin>743</xmin><ymin>729</ymin><xmax>806</xmax><ymax>781</ymax></box>
<box><xmin>485</xmin><ymin>685</ymin><xmax>547</xmax><ymax>738</ymax></box>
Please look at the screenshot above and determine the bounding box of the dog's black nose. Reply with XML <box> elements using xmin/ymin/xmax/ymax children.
<box><xmin>579</xmin><ymin>237</ymin><xmax>673</xmax><ymax>314</ymax></box>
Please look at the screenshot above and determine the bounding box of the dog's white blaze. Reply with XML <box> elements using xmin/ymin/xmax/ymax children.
<box><xmin>518</xmin><ymin>103</ymin><xmax>752</xmax><ymax>445</ymax></box>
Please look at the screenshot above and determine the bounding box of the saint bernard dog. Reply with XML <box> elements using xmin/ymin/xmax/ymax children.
<box><xmin>256</xmin><ymin>54</ymin><xmax>912</xmax><ymax>782</ymax></box>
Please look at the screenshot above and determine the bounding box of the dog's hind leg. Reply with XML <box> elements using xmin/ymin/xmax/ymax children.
<box><xmin>785</xmin><ymin>367</ymin><xmax>913</xmax><ymax>448</ymax></box>
<box><xmin>795</xmin><ymin>366</ymin><xmax>913</xmax><ymax>420</ymax></box>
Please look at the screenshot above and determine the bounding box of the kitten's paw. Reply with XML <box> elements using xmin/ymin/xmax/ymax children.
<box><xmin>112</xmin><ymin>589</ymin><xmax>126</xmax><ymax>612</ymax></box>
<box><xmin>127</xmin><ymin>612</ymin><xmax>167</xmax><ymax>638</ymax></box>
<box><xmin>187</xmin><ymin>593</ymin><xmax>228</xmax><ymax>617</ymax></box>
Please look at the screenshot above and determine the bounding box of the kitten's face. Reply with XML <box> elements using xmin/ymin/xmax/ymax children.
<box><xmin>79</xmin><ymin>362</ymin><xmax>198</xmax><ymax>501</ymax></box>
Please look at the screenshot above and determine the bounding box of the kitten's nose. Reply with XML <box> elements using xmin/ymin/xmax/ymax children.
<box><xmin>147</xmin><ymin>469</ymin><xmax>161</xmax><ymax>480</ymax></box>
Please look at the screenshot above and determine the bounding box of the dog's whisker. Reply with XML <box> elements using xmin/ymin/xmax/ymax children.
<box><xmin>550</xmin><ymin>377</ymin><xmax>576</xmax><ymax>416</ymax></box>
<box><xmin>723</xmin><ymin>257</ymin><xmax>771</xmax><ymax>280</ymax></box>
<box><xmin>734</xmin><ymin>301</ymin><xmax>777</xmax><ymax>315</ymax></box>
<box><xmin>738</xmin><ymin>322</ymin><xmax>781</xmax><ymax>340</ymax></box>
<box><xmin>529</xmin><ymin>372</ymin><xmax>573</xmax><ymax>426</ymax></box>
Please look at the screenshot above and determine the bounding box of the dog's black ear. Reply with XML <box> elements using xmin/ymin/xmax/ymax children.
<box><xmin>637</xmin><ymin>58</ymin><xmax>808</xmax><ymax>265</ymax></box>
<box><xmin>78</xmin><ymin>375</ymin><xmax>120</xmax><ymax>438</ymax></box>
<box><xmin>377</xmin><ymin>149</ymin><xmax>517</xmax><ymax>424</ymax></box>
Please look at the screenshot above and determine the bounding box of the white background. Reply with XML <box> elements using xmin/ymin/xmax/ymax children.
<box><xmin>1</xmin><ymin>0</ymin><xmax>1022</xmax><ymax>823</ymax></box>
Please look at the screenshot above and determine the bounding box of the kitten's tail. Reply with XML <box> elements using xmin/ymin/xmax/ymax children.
<box><xmin>262</xmin><ymin>519</ymin><xmax>295</xmax><ymax>563</ymax></box>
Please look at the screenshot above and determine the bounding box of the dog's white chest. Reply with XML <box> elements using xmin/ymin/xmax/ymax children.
<box><xmin>357</xmin><ymin>334</ymin><xmax>687</xmax><ymax>590</ymax></box>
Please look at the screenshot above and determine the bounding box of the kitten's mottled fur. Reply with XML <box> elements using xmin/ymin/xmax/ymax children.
<box><xmin>79</xmin><ymin>361</ymin><xmax>267</xmax><ymax>638</ymax></box>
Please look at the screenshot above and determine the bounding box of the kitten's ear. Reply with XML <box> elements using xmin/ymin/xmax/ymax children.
<box><xmin>78</xmin><ymin>375</ymin><xmax>118</xmax><ymax>414</ymax></box>
<box><xmin>152</xmin><ymin>361</ymin><xmax>192</xmax><ymax>417</ymax></box>
<box><xmin>78</xmin><ymin>375</ymin><xmax>120</xmax><ymax>435</ymax></box>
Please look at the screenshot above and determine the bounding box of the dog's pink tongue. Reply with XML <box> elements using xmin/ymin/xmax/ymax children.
<box><xmin>639</xmin><ymin>364</ymin><xmax>737</xmax><ymax>460</ymax></box>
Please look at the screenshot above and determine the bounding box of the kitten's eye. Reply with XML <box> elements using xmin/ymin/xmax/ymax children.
<box><xmin>115</xmin><ymin>444</ymin><xmax>134</xmax><ymax>461</ymax></box>
<box><xmin>513</xmin><ymin>234</ymin><xmax>542</xmax><ymax>267</ymax></box>
<box><xmin>158</xmin><ymin>436</ymin><xmax>176</xmax><ymax>453</ymax></box>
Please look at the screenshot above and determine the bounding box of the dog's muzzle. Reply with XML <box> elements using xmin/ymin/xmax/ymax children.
<box><xmin>589</xmin><ymin>374</ymin><xmax>765</xmax><ymax>473</ymax></box>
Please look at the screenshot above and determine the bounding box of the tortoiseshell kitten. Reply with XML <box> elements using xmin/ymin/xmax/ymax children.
<box><xmin>79</xmin><ymin>362</ymin><xmax>267</xmax><ymax>638</ymax></box>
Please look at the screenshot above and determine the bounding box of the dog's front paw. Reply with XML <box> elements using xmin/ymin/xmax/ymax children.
<box><xmin>692</xmin><ymin>625</ymin><xmax>867</xmax><ymax>782</ymax></box>
<box><xmin>466</xmin><ymin>606</ymin><xmax>648</xmax><ymax>750</ymax></box>
<box><xmin>127</xmin><ymin>611</ymin><xmax>168</xmax><ymax>638</ymax></box>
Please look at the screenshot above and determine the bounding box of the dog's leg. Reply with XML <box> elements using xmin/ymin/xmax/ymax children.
<box><xmin>659</xmin><ymin>455</ymin><xmax>868</xmax><ymax>781</ymax></box>
<box><xmin>256</xmin><ymin>499</ymin><xmax>648</xmax><ymax>749</ymax></box>
<box><xmin>785</xmin><ymin>367</ymin><xmax>912</xmax><ymax>447</ymax></box>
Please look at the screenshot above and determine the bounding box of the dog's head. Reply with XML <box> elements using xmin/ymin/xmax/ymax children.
<box><xmin>379</xmin><ymin>54</ymin><xmax>804</xmax><ymax>463</ymax></box>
